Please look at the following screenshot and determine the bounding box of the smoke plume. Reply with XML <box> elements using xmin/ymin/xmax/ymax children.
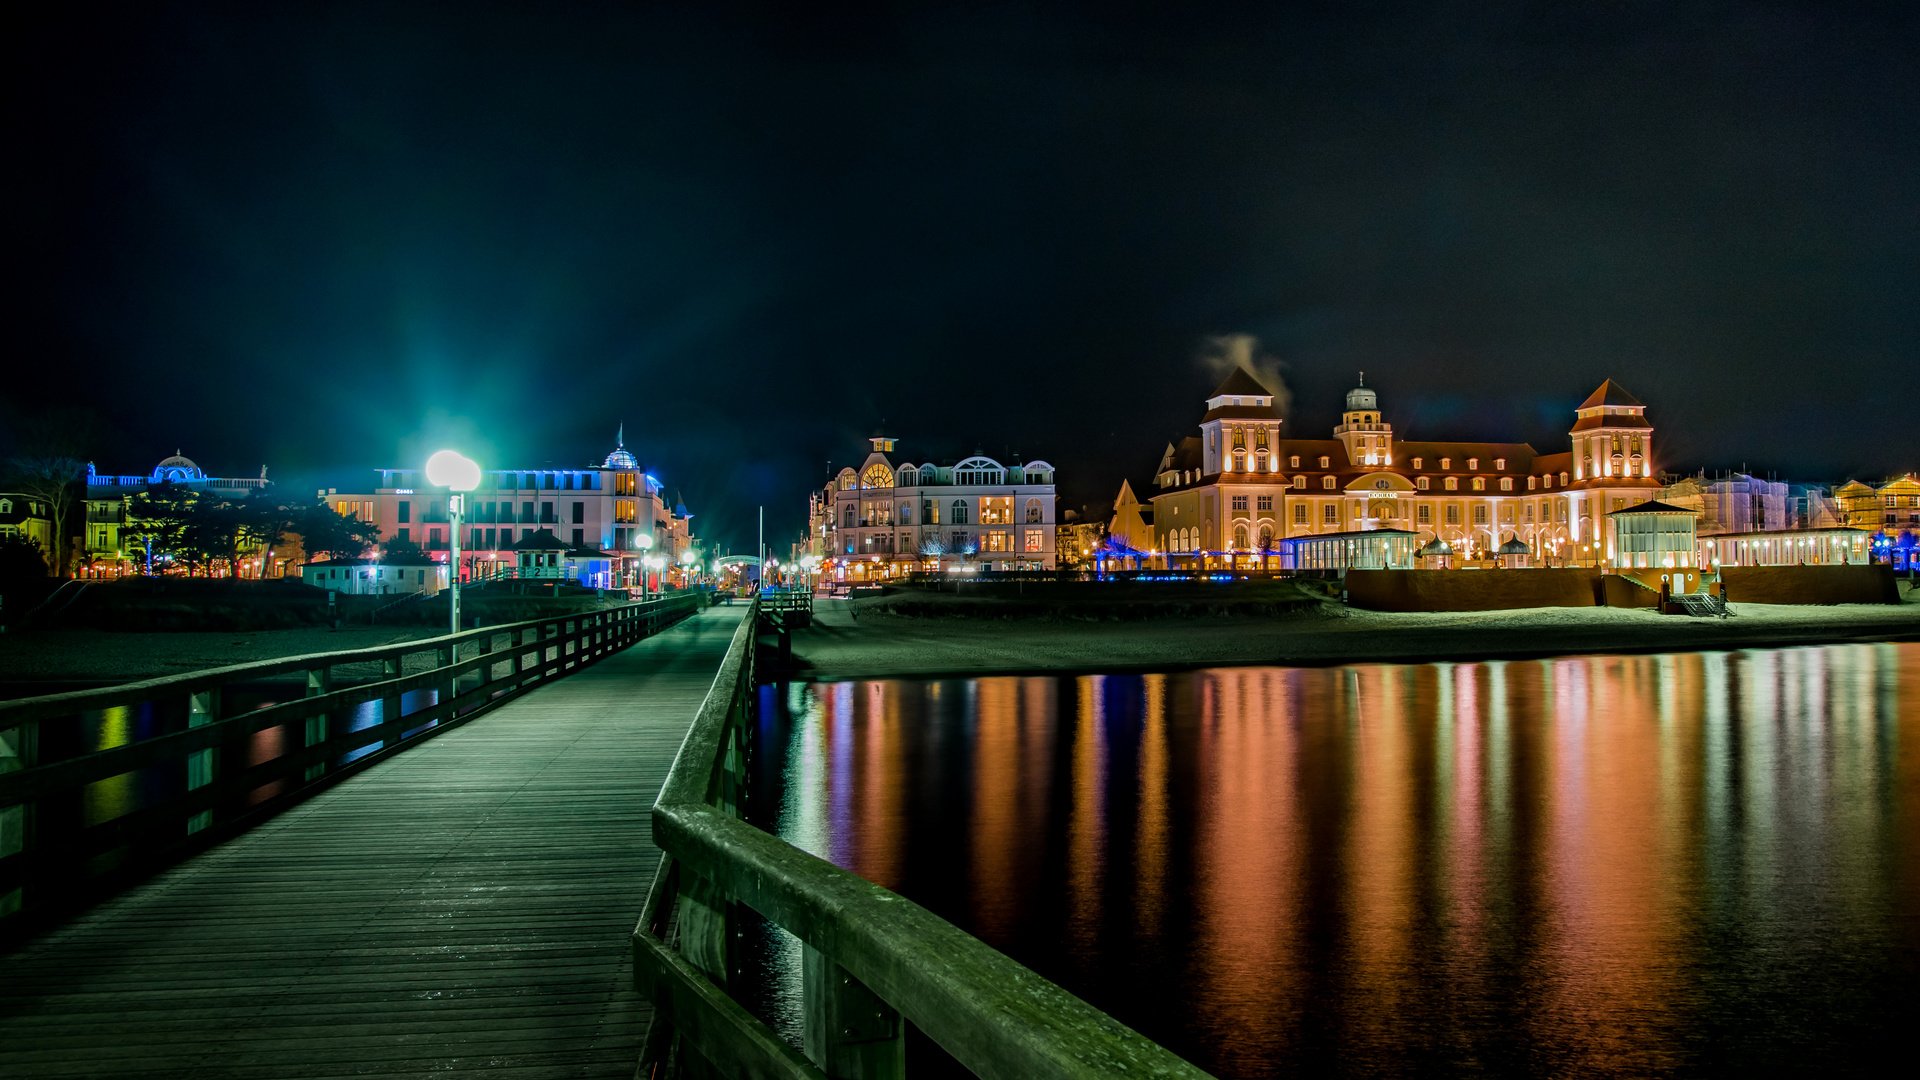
<box><xmin>1196</xmin><ymin>334</ymin><xmax>1291</xmax><ymax>418</ymax></box>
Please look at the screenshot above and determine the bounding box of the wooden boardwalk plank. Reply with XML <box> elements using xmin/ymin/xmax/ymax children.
<box><xmin>0</xmin><ymin>605</ymin><xmax>747</xmax><ymax>1078</ymax></box>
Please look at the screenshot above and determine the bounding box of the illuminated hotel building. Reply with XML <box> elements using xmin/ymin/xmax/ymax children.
<box><xmin>323</xmin><ymin>430</ymin><xmax>694</xmax><ymax>585</ymax></box>
<box><xmin>84</xmin><ymin>453</ymin><xmax>274</xmax><ymax>575</ymax></box>
<box><xmin>1149</xmin><ymin>371</ymin><xmax>1660</xmax><ymax>567</ymax></box>
<box><xmin>809</xmin><ymin>437</ymin><xmax>1058</xmax><ymax>577</ymax></box>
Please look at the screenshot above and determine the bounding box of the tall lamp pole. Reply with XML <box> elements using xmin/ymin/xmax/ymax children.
<box><xmin>633</xmin><ymin>531</ymin><xmax>653</xmax><ymax>601</ymax></box>
<box><xmin>426</xmin><ymin>450</ymin><xmax>482</xmax><ymax>636</ymax></box>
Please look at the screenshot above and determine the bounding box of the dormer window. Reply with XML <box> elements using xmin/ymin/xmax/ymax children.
<box><xmin>1417</xmin><ymin>477</ymin><xmax>1430</xmax><ymax>491</ymax></box>
<box><xmin>1468</xmin><ymin>457</ymin><xmax>1479</xmax><ymax>471</ymax></box>
<box><xmin>1318</xmin><ymin>456</ymin><xmax>1330</xmax><ymax>468</ymax></box>
<box><xmin>1440</xmin><ymin>457</ymin><xmax>1451</xmax><ymax>470</ymax></box>
<box><xmin>1445</xmin><ymin>477</ymin><xmax>1458</xmax><ymax>491</ymax></box>
<box><xmin>1321</xmin><ymin>476</ymin><xmax>1335</xmax><ymax>490</ymax></box>
<box><xmin>1289</xmin><ymin>455</ymin><xmax>1300</xmax><ymax>468</ymax></box>
<box><xmin>1411</xmin><ymin>457</ymin><xmax>1423</xmax><ymax>469</ymax></box>
<box><xmin>1494</xmin><ymin>457</ymin><xmax>1506</xmax><ymax>470</ymax></box>
<box><xmin>1472</xmin><ymin>478</ymin><xmax>1486</xmax><ymax>491</ymax></box>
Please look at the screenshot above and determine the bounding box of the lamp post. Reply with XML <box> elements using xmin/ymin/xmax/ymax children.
<box><xmin>679</xmin><ymin>548</ymin><xmax>697</xmax><ymax>590</ymax></box>
<box><xmin>425</xmin><ymin>450</ymin><xmax>482</xmax><ymax>635</ymax></box>
<box><xmin>633</xmin><ymin>531</ymin><xmax>654</xmax><ymax>601</ymax></box>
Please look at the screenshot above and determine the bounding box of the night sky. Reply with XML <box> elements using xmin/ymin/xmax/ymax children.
<box><xmin>8</xmin><ymin>4</ymin><xmax>1915</xmax><ymax>550</ymax></box>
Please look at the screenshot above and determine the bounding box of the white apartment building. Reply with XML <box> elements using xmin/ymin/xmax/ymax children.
<box><xmin>323</xmin><ymin>431</ymin><xmax>693</xmax><ymax>585</ymax></box>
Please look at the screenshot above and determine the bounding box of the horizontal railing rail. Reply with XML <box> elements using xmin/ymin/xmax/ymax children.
<box><xmin>0</xmin><ymin>592</ymin><xmax>702</xmax><ymax>933</ymax></box>
<box><xmin>633</xmin><ymin>598</ymin><xmax>1212</xmax><ymax>1078</ymax></box>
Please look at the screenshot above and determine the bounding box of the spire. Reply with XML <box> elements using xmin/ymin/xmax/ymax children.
<box><xmin>1358</xmin><ymin>370</ymin><xmax>1364</xmax><ymax>387</ymax></box>
<box><xmin>616</xmin><ymin>421</ymin><xmax>625</xmax><ymax>447</ymax></box>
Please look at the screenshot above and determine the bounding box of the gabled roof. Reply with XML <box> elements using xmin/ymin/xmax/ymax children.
<box><xmin>1578</xmin><ymin>379</ymin><xmax>1644</xmax><ymax>410</ymax></box>
<box><xmin>1208</xmin><ymin>367</ymin><xmax>1273</xmax><ymax>399</ymax></box>
<box><xmin>513</xmin><ymin>528</ymin><xmax>570</xmax><ymax>551</ymax></box>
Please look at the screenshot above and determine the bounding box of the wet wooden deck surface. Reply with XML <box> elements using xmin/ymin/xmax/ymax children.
<box><xmin>0</xmin><ymin>604</ymin><xmax>748</xmax><ymax>1079</ymax></box>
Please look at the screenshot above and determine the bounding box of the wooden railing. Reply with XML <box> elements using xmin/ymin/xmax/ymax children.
<box><xmin>0</xmin><ymin>593</ymin><xmax>702</xmax><ymax>932</ymax></box>
<box><xmin>633</xmin><ymin>599</ymin><xmax>1212</xmax><ymax>1079</ymax></box>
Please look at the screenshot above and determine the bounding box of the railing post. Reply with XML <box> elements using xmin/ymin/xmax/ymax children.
<box><xmin>381</xmin><ymin>656</ymin><xmax>403</xmax><ymax>741</ymax></box>
<box><xmin>0</xmin><ymin>717</ymin><xmax>36</xmax><ymax>917</ymax></box>
<box><xmin>303</xmin><ymin>666</ymin><xmax>331</xmax><ymax>782</ymax></box>
<box><xmin>186</xmin><ymin>687</ymin><xmax>219</xmax><ymax>834</ymax></box>
<box><xmin>513</xmin><ymin>628</ymin><xmax>528</xmax><ymax>683</ymax></box>
<box><xmin>678</xmin><ymin>869</ymin><xmax>736</xmax><ymax>993</ymax></box>
<box><xmin>438</xmin><ymin>642</ymin><xmax>456</xmax><ymax>722</ymax></box>
<box><xmin>477</xmin><ymin>632</ymin><xmax>495</xmax><ymax>689</ymax></box>
<box><xmin>803</xmin><ymin>946</ymin><xmax>906</xmax><ymax>1079</ymax></box>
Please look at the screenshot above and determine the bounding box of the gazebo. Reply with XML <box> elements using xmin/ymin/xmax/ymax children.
<box><xmin>1496</xmin><ymin>537</ymin><xmax>1532</xmax><ymax>569</ymax></box>
<box><xmin>1417</xmin><ymin>537</ymin><xmax>1453</xmax><ymax>569</ymax></box>
<box><xmin>514</xmin><ymin>529</ymin><xmax>571</xmax><ymax>580</ymax></box>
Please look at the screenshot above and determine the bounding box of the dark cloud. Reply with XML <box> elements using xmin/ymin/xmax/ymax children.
<box><xmin>8</xmin><ymin>3</ymin><xmax>1915</xmax><ymax>548</ymax></box>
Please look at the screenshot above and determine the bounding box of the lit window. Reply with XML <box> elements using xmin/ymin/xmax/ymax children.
<box><xmin>1290</xmin><ymin>456</ymin><xmax>1300</xmax><ymax>468</ymax></box>
<box><xmin>1411</xmin><ymin>457</ymin><xmax>1423</xmax><ymax>469</ymax></box>
<box><xmin>1472</xmin><ymin>478</ymin><xmax>1486</xmax><ymax>491</ymax></box>
<box><xmin>1445</xmin><ymin>477</ymin><xmax>1458</xmax><ymax>491</ymax></box>
<box><xmin>1495</xmin><ymin>457</ymin><xmax>1506</xmax><ymax>470</ymax></box>
<box><xmin>1440</xmin><ymin>458</ymin><xmax>1451</xmax><ymax>470</ymax></box>
<box><xmin>1319</xmin><ymin>456</ymin><xmax>1330</xmax><ymax>468</ymax></box>
<box><xmin>1468</xmin><ymin>458</ymin><xmax>1479</xmax><ymax>470</ymax></box>
<box><xmin>1500</xmin><ymin>477</ymin><xmax>1514</xmax><ymax>491</ymax></box>
<box><xmin>1417</xmin><ymin>477</ymin><xmax>1430</xmax><ymax>491</ymax></box>
<box><xmin>1292</xmin><ymin>476</ymin><xmax>1306</xmax><ymax>489</ymax></box>
<box><xmin>1322</xmin><ymin>476</ymin><xmax>1335</xmax><ymax>490</ymax></box>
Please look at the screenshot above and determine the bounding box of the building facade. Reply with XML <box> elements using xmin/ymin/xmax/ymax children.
<box><xmin>84</xmin><ymin>453</ymin><xmax>274</xmax><ymax>575</ymax></box>
<box><xmin>0</xmin><ymin>494</ymin><xmax>56</xmax><ymax>555</ymax></box>
<box><xmin>1149</xmin><ymin>372</ymin><xmax>1661</xmax><ymax>568</ymax></box>
<box><xmin>322</xmin><ymin>432</ymin><xmax>694</xmax><ymax>587</ymax></box>
<box><xmin>810</xmin><ymin>437</ymin><xmax>1058</xmax><ymax>578</ymax></box>
<box><xmin>1657</xmin><ymin>471</ymin><xmax>1789</xmax><ymax>535</ymax></box>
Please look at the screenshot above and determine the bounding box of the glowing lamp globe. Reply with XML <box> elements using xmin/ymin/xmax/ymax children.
<box><xmin>634</xmin><ymin>532</ymin><xmax>653</xmax><ymax>551</ymax></box>
<box><xmin>425</xmin><ymin>450</ymin><xmax>482</xmax><ymax>492</ymax></box>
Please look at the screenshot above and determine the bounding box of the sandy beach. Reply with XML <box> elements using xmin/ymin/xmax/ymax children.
<box><xmin>0</xmin><ymin>626</ymin><xmax>443</xmax><ymax>687</ymax></box>
<box><xmin>786</xmin><ymin>595</ymin><xmax>1920</xmax><ymax>680</ymax></box>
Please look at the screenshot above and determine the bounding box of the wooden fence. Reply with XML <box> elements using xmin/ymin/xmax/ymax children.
<box><xmin>633</xmin><ymin>598</ymin><xmax>1213</xmax><ymax>1079</ymax></box>
<box><xmin>0</xmin><ymin>593</ymin><xmax>702</xmax><ymax>933</ymax></box>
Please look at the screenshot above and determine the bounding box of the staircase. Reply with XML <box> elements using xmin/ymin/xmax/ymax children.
<box><xmin>1672</xmin><ymin>592</ymin><xmax>1729</xmax><ymax>618</ymax></box>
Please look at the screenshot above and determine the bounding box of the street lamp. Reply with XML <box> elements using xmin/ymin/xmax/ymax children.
<box><xmin>425</xmin><ymin>449</ymin><xmax>481</xmax><ymax>635</ymax></box>
<box><xmin>633</xmin><ymin>531</ymin><xmax>654</xmax><ymax>601</ymax></box>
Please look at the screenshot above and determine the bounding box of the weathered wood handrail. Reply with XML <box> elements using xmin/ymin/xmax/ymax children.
<box><xmin>634</xmin><ymin>598</ymin><xmax>1213</xmax><ymax>1079</ymax></box>
<box><xmin>0</xmin><ymin>592</ymin><xmax>703</xmax><ymax>932</ymax></box>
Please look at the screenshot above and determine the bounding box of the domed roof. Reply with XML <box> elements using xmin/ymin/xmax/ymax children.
<box><xmin>151</xmin><ymin>451</ymin><xmax>205</xmax><ymax>483</ymax></box>
<box><xmin>603</xmin><ymin>423</ymin><xmax>639</xmax><ymax>469</ymax></box>
<box><xmin>1497</xmin><ymin>537</ymin><xmax>1532</xmax><ymax>555</ymax></box>
<box><xmin>1345</xmin><ymin>372</ymin><xmax>1378</xmax><ymax>413</ymax></box>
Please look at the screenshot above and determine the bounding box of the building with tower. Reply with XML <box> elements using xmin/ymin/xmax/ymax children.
<box><xmin>1148</xmin><ymin>371</ymin><xmax>1663</xmax><ymax>568</ymax></box>
<box><xmin>83</xmin><ymin>452</ymin><xmax>275</xmax><ymax>576</ymax></box>
<box><xmin>808</xmin><ymin>436</ymin><xmax>1058</xmax><ymax>579</ymax></box>
<box><xmin>319</xmin><ymin>428</ymin><xmax>695</xmax><ymax>589</ymax></box>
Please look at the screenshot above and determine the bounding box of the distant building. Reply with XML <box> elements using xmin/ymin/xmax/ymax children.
<box><xmin>322</xmin><ymin>429</ymin><xmax>694</xmax><ymax>586</ymax></box>
<box><xmin>1833</xmin><ymin>475</ymin><xmax>1920</xmax><ymax>569</ymax></box>
<box><xmin>1699</xmin><ymin>528</ymin><xmax>1871</xmax><ymax>568</ymax></box>
<box><xmin>1658</xmin><ymin>471</ymin><xmax>1788</xmax><ymax>535</ymax></box>
<box><xmin>811</xmin><ymin>437</ymin><xmax>1058</xmax><ymax>579</ymax></box>
<box><xmin>1148</xmin><ymin>371</ymin><xmax>1661</xmax><ymax>568</ymax></box>
<box><xmin>84</xmin><ymin>453</ymin><xmax>273</xmax><ymax>575</ymax></box>
<box><xmin>298</xmin><ymin>559</ymin><xmax>448</xmax><ymax>596</ymax></box>
<box><xmin>0</xmin><ymin>493</ymin><xmax>56</xmax><ymax>556</ymax></box>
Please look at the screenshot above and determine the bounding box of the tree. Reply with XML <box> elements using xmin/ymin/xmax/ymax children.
<box><xmin>381</xmin><ymin>536</ymin><xmax>429</xmax><ymax>565</ymax></box>
<box><xmin>124</xmin><ymin>483</ymin><xmax>196</xmax><ymax>574</ymax></box>
<box><xmin>4</xmin><ymin>411</ymin><xmax>96</xmax><ymax>578</ymax></box>
<box><xmin>0</xmin><ymin>534</ymin><xmax>49</xmax><ymax>614</ymax></box>
<box><xmin>292</xmin><ymin>503</ymin><xmax>380</xmax><ymax>563</ymax></box>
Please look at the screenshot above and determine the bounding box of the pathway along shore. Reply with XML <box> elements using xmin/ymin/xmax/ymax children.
<box><xmin>788</xmin><ymin>594</ymin><xmax>1920</xmax><ymax>681</ymax></box>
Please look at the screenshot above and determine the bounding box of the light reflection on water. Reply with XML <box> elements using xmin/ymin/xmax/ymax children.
<box><xmin>747</xmin><ymin>643</ymin><xmax>1919</xmax><ymax>1077</ymax></box>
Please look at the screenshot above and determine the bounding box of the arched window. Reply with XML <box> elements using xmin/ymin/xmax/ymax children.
<box><xmin>951</xmin><ymin>500</ymin><xmax>969</xmax><ymax>525</ymax></box>
<box><xmin>0</xmin><ymin>499</ymin><xmax>10</xmax><ymax>514</ymax></box>
<box><xmin>1257</xmin><ymin>523</ymin><xmax>1274</xmax><ymax>550</ymax></box>
<box><xmin>1025</xmin><ymin>498</ymin><xmax>1042</xmax><ymax>523</ymax></box>
<box><xmin>1233</xmin><ymin>524</ymin><xmax>1249</xmax><ymax>550</ymax></box>
<box><xmin>1472</xmin><ymin>478</ymin><xmax>1486</xmax><ymax>491</ymax></box>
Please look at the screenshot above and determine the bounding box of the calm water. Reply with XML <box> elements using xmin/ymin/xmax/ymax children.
<box><xmin>746</xmin><ymin>644</ymin><xmax>1919</xmax><ymax>1077</ymax></box>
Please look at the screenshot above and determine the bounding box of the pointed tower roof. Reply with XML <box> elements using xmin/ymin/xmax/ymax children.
<box><xmin>1578</xmin><ymin>379</ymin><xmax>1644</xmax><ymax>410</ymax></box>
<box><xmin>1209</xmin><ymin>367</ymin><xmax>1272</xmax><ymax>398</ymax></box>
<box><xmin>603</xmin><ymin>422</ymin><xmax>639</xmax><ymax>469</ymax></box>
